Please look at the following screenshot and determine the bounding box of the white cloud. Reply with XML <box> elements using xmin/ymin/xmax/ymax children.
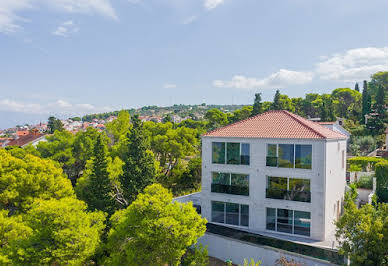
<box><xmin>0</xmin><ymin>0</ymin><xmax>116</xmax><ymax>33</ymax></box>
<box><xmin>183</xmin><ymin>15</ymin><xmax>198</xmax><ymax>25</ymax></box>
<box><xmin>204</xmin><ymin>0</ymin><xmax>224</xmax><ymax>10</ymax></box>
<box><xmin>52</xmin><ymin>20</ymin><xmax>79</xmax><ymax>37</ymax></box>
<box><xmin>0</xmin><ymin>0</ymin><xmax>32</xmax><ymax>33</ymax></box>
<box><xmin>315</xmin><ymin>47</ymin><xmax>388</xmax><ymax>82</ymax></box>
<box><xmin>213</xmin><ymin>69</ymin><xmax>314</xmax><ymax>90</ymax></box>
<box><xmin>0</xmin><ymin>98</ymin><xmax>114</xmax><ymax>116</ymax></box>
<box><xmin>163</xmin><ymin>83</ymin><xmax>177</xmax><ymax>89</ymax></box>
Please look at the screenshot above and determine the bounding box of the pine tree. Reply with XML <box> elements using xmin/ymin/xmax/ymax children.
<box><xmin>354</xmin><ymin>83</ymin><xmax>359</xmax><ymax>92</ymax></box>
<box><xmin>83</xmin><ymin>134</ymin><xmax>116</xmax><ymax>215</ymax></box>
<box><xmin>271</xmin><ymin>90</ymin><xmax>282</xmax><ymax>110</ymax></box>
<box><xmin>119</xmin><ymin>115</ymin><xmax>156</xmax><ymax>204</ymax></box>
<box><xmin>251</xmin><ymin>92</ymin><xmax>263</xmax><ymax>116</ymax></box>
<box><xmin>362</xmin><ymin>80</ymin><xmax>371</xmax><ymax>124</ymax></box>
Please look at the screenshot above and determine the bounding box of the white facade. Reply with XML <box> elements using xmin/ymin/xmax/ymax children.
<box><xmin>200</xmin><ymin>136</ymin><xmax>347</xmax><ymax>241</ymax></box>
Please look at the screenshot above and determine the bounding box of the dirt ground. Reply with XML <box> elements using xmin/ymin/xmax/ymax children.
<box><xmin>209</xmin><ymin>256</ymin><xmax>236</xmax><ymax>266</ymax></box>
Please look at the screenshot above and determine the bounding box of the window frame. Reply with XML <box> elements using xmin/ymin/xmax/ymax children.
<box><xmin>211</xmin><ymin>171</ymin><xmax>250</xmax><ymax>196</ymax></box>
<box><xmin>266</xmin><ymin>143</ymin><xmax>312</xmax><ymax>170</ymax></box>
<box><xmin>266</xmin><ymin>207</ymin><xmax>311</xmax><ymax>237</ymax></box>
<box><xmin>266</xmin><ymin>176</ymin><xmax>311</xmax><ymax>203</ymax></box>
<box><xmin>211</xmin><ymin>201</ymin><xmax>249</xmax><ymax>227</ymax></box>
<box><xmin>211</xmin><ymin>142</ymin><xmax>250</xmax><ymax>166</ymax></box>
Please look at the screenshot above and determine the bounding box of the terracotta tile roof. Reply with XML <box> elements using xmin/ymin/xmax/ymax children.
<box><xmin>6</xmin><ymin>133</ymin><xmax>45</xmax><ymax>147</ymax></box>
<box><xmin>203</xmin><ymin>110</ymin><xmax>347</xmax><ymax>139</ymax></box>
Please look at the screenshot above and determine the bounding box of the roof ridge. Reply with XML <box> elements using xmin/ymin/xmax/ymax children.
<box><xmin>282</xmin><ymin>110</ymin><xmax>328</xmax><ymax>139</ymax></box>
<box><xmin>202</xmin><ymin>111</ymin><xmax>269</xmax><ymax>136</ymax></box>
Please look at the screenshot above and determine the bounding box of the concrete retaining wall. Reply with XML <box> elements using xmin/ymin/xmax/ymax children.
<box><xmin>198</xmin><ymin>233</ymin><xmax>337</xmax><ymax>266</ymax></box>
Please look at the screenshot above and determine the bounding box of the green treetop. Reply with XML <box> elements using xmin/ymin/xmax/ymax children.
<box><xmin>0</xmin><ymin>149</ymin><xmax>74</xmax><ymax>215</ymax></box>
<box><xmin>4</xmin><ymin>198</ymin><xmax>106</xmax><ymax>265</ymax></box>
<box><xmin>271</xmin><ymin>90</ymin><xmax>282</xmax><ymax>110</ymax></box>
<box><xmin>336</xmin><ymin>190</ymin><xmax>388</xmax><ymax>265</ymax></box>
<box><xmin>105</xmin><ymin>184</ymin><xmax>207</xmax><ymax>266</ymax></box>
<box><xmin>251</xmin><ymin>92</ymin><xmax>263</xmax><ymax>116</ymax></box>
<box><xmin>119</xmin><ymin>115</ymin><xmax>156</xmax><ymax>204</ymax></box>
<box><xmin>47</xmin><ymin>116</ymin><xmax>64</xmax><ymax>133</ymax></box>
<box><xmin>76</xmin><ymin>134</ymin><xmax>117</xmax><ymax>216</ymax></box>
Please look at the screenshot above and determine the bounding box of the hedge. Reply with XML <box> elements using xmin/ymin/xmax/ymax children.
<box><xmin>347</xmin><ymin>157</ymin><xmax>387</xmax><ymax>172</ymax></box>
<box><xmin>375</xmin><ymin>162</ymin><xmax>388</xmax><ymax>202</ymax></box>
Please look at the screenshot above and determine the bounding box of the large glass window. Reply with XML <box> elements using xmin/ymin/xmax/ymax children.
<box><xmin>289</xmin><ymin>178</ymin><xmax>310</xmax><ymax>192</ymax></box>
<box><xmin>266</xmin><ymin>208</ymin><xmax>311</xmax><ymax>237</ymax></box>
<box><xmin>294</xmin><ymin>211</ymin><xmax>311</xmax><ymax>236</ymax></box>
<box><xmin>266</xmin><ymin>144</ymin><xmax>278</xmax><ymax>167</ymax></box>
<box><xmin>212</xmin><ymin>172</ymin><xmax>230</xmax><ymax>185</ymax></box>
<box><xmin>212</xmin><ymin>142</ymin><xmax>225</xmax><ymax>164</ymax></box>
<box><xmin>240</xmin><ymin>205</ymin><xmax>249</xmax><ymax>226</ymax></box>
<box><xmin>241</xmin><ymin>143</ymin><xmax>250</xmax><ymax>165</ymax></box>
<box><xmin>227</xmin><ymin>143</ymin><xmax>240</xmax><ymax>164</ymax></box>
<box><xmin>211</xmin><ymin>172</ymin><xmax>249</xmax><ymax>196</ymax></box>
<box><xmin>277</xmin><ymin>209</ymin><xmax>293</xmax><ymax>234</ymax></box>
<box><xmin>211</xmin><ymin>201</ymin><xmax>225</xmax><ymax>223</ymax></box>
<box><xmin>266</xmin><ymin>144</ymin><xmax>312</xmax><ymax>170</ymax></box>
<box><xmin>266</xmin><ymin>177</ymin><xmax>311</xmax><ymax>202</ymax></box>
<box><xmin>278</xmin><ymin>144</ymin><xmax>294</xmax><ymax>168</ymax></box>
<box><xmin>266</xmin><ymin>208</ymin><xmax>276</xmax><ymax>230</ymax></box>
<box><xmin>211</xmin><ymin>201</ymin><xmax>249</xmax><ymax>227</ymax></box>
<box><xmin>295</xmin><ymin>145</ymin><xmax>312</xmax><ymax>169</ymax></box>
<box><xmin>212</xmin><ymin>142</ymin><xmax>250</xmax><ymax>165</ymax></box>
<box><xmin>226</xmin><ymin>203</ymin><xmax>239</xmax><ymax>225</ymax></box>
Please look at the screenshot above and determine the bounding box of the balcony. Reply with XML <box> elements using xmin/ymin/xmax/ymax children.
<box><xmin>266</xmin><ymin>188</ymin><xmax>311</xmax><ymax>203</ymax></box>
<box><xmin>211</xmin><ymin>184</ymin><xmax>249</xmax><ymax>196</ymax></box>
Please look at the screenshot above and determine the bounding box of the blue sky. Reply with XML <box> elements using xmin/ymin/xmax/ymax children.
<box><xmin>1</xmin><ymin>0</ymin><xmax>388</xmax><ymax>128</ymax></box>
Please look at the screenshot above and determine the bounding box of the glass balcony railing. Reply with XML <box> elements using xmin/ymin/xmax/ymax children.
<box><xmin>266</xmin><ymin>156</ymin><xmax>278</xmax><ymax>167</ymax></box>
<box><xmin>211</xmin><ymin>184</ymin><xmax>249</xmax><ymax>196</ymax></box>
<box><xmin>266</xmin><ymin>188</ymin><xmax>311</xmax><ymax>203</ymax></box>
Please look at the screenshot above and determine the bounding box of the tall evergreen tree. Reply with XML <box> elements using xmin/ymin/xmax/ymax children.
<box><xmin>251</xmin><ymin>92</ymin><xmax>263</xmax><ymax>116</ymax></box>
<box><xmin>119</xmin><ymin>115</ymin><xmax>156</xmax><ymax>204</ymax></box>
<box><xmin>81</xmin><ymin>134</ymin><xmax>116</xmax><ymax>215</ymax></box>
<box><xmin>271</xmin><ymin>90</ymin><xmax>282</xmax><ymax>110</ymax></box>
<box><xmin>319</xmin><ymin>100</ymin><xmax>328</xmax><ymax>122</ymax></box>
<box><xmin>375</xmin><ymin>85</ymin><xmax>386</xmax><ymax>116</ymax></box>
<box><xmin>354</xmin><ymin>83</ymin><xmax>359</xmax><ymax>92</ymax></box>
<box><xmin>362</xmin><ymin>80</ymin><xmax>371</xmax><ymax>124</ymax></box>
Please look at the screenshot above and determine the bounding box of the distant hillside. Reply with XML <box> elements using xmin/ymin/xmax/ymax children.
<box><xmin>76</xmin><ymin>104</ymin><xmax>247</xmax><ymax>122</ymax></box>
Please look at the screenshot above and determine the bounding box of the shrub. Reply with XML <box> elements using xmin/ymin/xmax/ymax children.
<box><xmin>375</xmin><ymin>162</ymin><xmax>388</xmax><ymax>202</ymax></box>
<box><xmin>355</xmin><ymin>175</ymin><xmax>373</xmax><ymax>189</ymax></box>
<box><xmin>347</xmin><ymin>157</ymin><xmax>386</xmax><ymax>172</ymax></box>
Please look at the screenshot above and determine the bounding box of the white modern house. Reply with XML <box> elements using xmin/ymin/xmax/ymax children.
<box><xmin>200</xmin><ymin>110</ymin><xmax>348</xmax><ymax>241</ymax></box>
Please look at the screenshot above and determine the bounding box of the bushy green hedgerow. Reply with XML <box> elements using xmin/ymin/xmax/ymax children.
<box><xmin>347</xmin><ymin>157</ymin><xmax>386</xmax><ymax>172</ymax></box>
<box><xmin>375</xmin><ymin>162</ymin><xmax>388</xmax><ymax>202</ymax></box>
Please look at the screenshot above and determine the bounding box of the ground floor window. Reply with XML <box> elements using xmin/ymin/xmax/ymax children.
<box><xmin>266</xmin><ymin>208</ymin><xmax>311</xmax><ymax>237</ymax></box>
<box><xmin>211</xmin><ymin>201</ymin><xmax>249</xmax><ymax>227</ymax></box>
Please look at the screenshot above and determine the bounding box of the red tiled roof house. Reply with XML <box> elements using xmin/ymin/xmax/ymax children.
<box><xmin>200</xmin><ymin>110</ymin><xmax>348</xmax><ymax>241</ymax></box>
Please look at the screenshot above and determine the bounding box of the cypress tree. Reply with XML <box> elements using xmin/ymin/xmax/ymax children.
<box><xmin>376</xmin><ymin>85</ymin><xmax>385</xmax><ymax>116</ymax></box>
<box><xmin>271</xmin><ymin>90</ymin><xmax>282</xmax><ymax>110</ymax></box>
<box><xmin>362</xmin><ymin>80</ymin><xmax>371</xmax><ymax>123</ymax></box>
<box><xmin>84</xmin><ymin>134</ymin><xmax>116</xmax><ymax>215</ymax></box>
<box><xmin>251</xmin><ymin>92</ymin><xmax>263</xmax><ymax>116</ymax></box>
<box><xmin>354</xmin><ymin>83</ymin><xmax>359</xmax><ymax>92</ymax></box>
<box><xmin>119</xmin><ymin>115</ymin><xmax>156</xmax><ymax>204</ymax></box>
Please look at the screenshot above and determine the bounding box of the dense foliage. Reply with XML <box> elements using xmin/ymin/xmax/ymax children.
<box><xmin>336</xmin><ymin>189</ymin><xmax>388</xmax><ymax>265</ymax></box>
<box><xmin>375</xmin><ymin>162</ymin><xmax>388</xmax><ymax>202</ymax></box>
<box><xmin>105</xmin><ymin>184</ymin><xmax>207</xmax><ymax>266</ymax></box>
